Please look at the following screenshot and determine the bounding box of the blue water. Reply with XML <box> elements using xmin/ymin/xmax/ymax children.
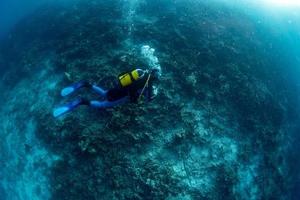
<box><xmin>0</xmin><ymin>0</ymin><xmax>300</xmax><ymax>199</ymax></box>
<box><xmin>0</xmin><ymin>0</ymin><xmax>43</xmax><ymax>37</ymax></box>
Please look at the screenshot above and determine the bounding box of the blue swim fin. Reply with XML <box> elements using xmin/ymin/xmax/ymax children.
<box><xmin>53</xmin><ymin>98</ymin><xmax>84</xmax><ymax>118</ymax></box>
<box><xmin>61</xmin><ymin>81</ymin><xmax>89</xmax><ymax>97</ymax></box>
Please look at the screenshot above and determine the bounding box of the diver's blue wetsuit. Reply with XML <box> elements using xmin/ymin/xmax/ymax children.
<box><xmin>53</xmin><ymin>69</ymin><xmax>158</xmax><ymax>118</ymax></box>
<box><xmin>88</xmin><ymin>85</ymin><xmax>130</xmax><ymax>108</ymax></box>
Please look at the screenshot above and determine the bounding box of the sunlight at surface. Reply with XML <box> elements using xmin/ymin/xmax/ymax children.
<box><xmin>262</xmin><ymin>0</ymin><xmax>300</xmax><ymax>7</ymax></box>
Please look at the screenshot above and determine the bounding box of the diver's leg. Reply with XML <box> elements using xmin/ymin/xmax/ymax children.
<box><xmin>60</xmin><ymin>81</ymin><xmax>90</xmax><ymax>97</ymax></box>
<box><xmin>53</xmin><ymin>98</ymin><xmax>89</xmax><ymax>118</ymax></box>
<box><xmin>91</xmin><ymin>85</ymin><xmax>108</xmax><ymax>98</ymax></box>
<box><xmin>90</xmin><ymin>96</ymin><xmax>129</xmax><ymax>109</ymax></box>
<box><xmin>53</xmin><ymin>96</ymin><xmax>129</xmax><ymax>118</ymax></box>
<box><xmin>61</xmin><ymin>81</ymin><xmax>108</xmax><ymax>98</ymax></box>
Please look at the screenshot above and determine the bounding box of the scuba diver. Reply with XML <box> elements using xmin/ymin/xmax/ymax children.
<box><xmin>53</xmin><ymin>68</ymin><xmax>160</xmax><ymax>118</ymax></box>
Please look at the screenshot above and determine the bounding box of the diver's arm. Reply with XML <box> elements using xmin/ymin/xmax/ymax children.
<box><xmin>144</xmin><ymin>79</ymin><xmax>158</xmax><ymax>101</ymax></box>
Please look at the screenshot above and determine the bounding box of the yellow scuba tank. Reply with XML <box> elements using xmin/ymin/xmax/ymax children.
<box><xmin>118</xmin><ymin>69</ymin><xmax>141</xmax><ymax>87</ymax></box>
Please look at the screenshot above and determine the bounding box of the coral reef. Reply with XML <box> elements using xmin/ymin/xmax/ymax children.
<box><xmin>0</xmin><ymin>0</ymin><xmax>299</xmax><ymax>199</ymax></box>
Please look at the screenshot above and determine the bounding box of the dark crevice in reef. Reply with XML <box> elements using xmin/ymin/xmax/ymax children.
<box><xmin>1</xmin><ymin>0</ymin><xmax>299</xmax><ymax>199</ymax></box>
